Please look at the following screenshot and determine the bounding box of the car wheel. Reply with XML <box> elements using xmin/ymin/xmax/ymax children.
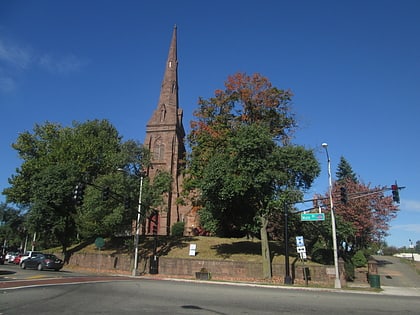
<box><xmin>37</xmin><ymin>263</ymin><xmax>43</xmax><ymax>271</ymax></box>
<box><xmin>21</xmin><ymin>262</ymin><xmax>26</xmax><ymax>269</ymax></box>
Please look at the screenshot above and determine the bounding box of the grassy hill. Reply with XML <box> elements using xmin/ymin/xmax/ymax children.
<box><xmin>66</xmin><ymin>235</ymin><xmax>308</xmax><ymax>265</ymax></box>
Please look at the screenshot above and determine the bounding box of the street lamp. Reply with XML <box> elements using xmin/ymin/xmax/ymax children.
<box><xmin>118</xmin><ymin>168</ymin><xmax>145</xmax><ymax>276</ymax></box>
<box><xmin>409</xmin><ymin>239</ymin><xmax>414</xmax><ymax>262</ymax></box>
<box><xmin>132</xmin><ymin>171</ymin><xmax>145</xmax><ymax>276</ymax></box>
<box><xmin>322</xmin><ymin>143</ymin><xmax>341</xmax><ymax>289</ymax></box>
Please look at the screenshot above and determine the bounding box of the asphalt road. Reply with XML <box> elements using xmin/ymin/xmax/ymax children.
<box><xmin>1</xmin><ymin>277</ymin><xmax>420</xmax><ymax>315</ymax></box>
<box><xmin>1</xmin><ymin>255</ymin><xmax>420</xmax><ymax>314</ymax></box>
<box><xmin>0</xmin><ymin>260</ymin><xmax>89</xmax><ymax>280</ymax></box>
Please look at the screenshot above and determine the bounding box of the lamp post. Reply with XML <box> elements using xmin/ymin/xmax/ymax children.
<box><xmin>132</xmin><ymin>172</ymin><xmax>144</xmax><ymax>276</ymax></box>
<box><xmin>322</xmin><ymin>143</ymin><xmax>341</xmax><ymax>289</ymax></box>
<box><xmin>409</xmin><ymin>239</ymin><xmax>414</xmax><ymax>262</ymax></box>
<box><xmin>284</xmin><ymin>200</ymin><xmax>293</xmax><ymax>284</ymax></box>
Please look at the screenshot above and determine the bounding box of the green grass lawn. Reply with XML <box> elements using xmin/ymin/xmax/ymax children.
<box><xmin>64</xmin><ymin>235</ymin><xmax>321</xmax><ymax>266</ymax></box>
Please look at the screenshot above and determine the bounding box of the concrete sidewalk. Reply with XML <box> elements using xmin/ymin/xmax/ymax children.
<box><xmin>380</xmin><ymin>286</ymin><xmax>420</xmax><ymax>296</ymax></box>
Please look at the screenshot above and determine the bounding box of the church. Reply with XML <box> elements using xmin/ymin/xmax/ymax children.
<box><xmin>143</xmin><ymin>26</ymin><xmax>197</xmax><ymax>236</ymax></box>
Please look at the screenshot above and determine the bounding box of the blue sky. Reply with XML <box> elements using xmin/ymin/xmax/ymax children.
<box><xmin>1</xmin><ymin>0</ymin><xmax>419</xmax><ymax>248</ymax></box>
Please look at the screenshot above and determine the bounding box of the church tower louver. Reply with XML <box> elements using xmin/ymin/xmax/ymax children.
<box><xmin>144</xmin><ymin>26</ymin><xmax>192</xmax><ymax>235</ymax></box>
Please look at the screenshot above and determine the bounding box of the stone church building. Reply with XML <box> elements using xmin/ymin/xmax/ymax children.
<box><xmin>143</xmin><ymin>26</ymin><xmax>197</xmax><ymax>236</ymax></box>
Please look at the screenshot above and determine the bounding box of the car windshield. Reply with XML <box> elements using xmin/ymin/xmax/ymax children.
<box><xmin>44</xmin><ymin>254</ymin><xmax>57</xmax><ymax>259</ymax></box>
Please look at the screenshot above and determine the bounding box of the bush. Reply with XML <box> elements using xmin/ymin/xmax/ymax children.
<box><xmin>171</xmin><ymin>222</ymin><xmax>185</xmax><ymax>237</ymax></box>
<box><xmin>352</xmin><ymin>250</ymin><xmax>368</xmax><ymax>268</ymax></box>
<box><xmin>310</xmin><ymin>241</ymin><xmax>333</xmax><ymax>265</ymax></box>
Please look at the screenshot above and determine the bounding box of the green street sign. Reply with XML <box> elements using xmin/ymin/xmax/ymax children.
<box><xmin>95</xmin><ymin>237</ymin><xmax>105</xmax><ymax>249</ymax></box>
<box><xmin>301</xmin><ymin>213</ymin><xmax>325</xmax><ymax>221</ymax></box>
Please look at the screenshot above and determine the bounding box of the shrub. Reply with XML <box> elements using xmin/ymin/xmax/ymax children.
<box><xmin>310</xmin><ymin>241</ymin><xmax>333</xmax><ymax>265</ymax></box>
<box><xmin>171</xmin><ymin>221</ymin><xmax>185</xmax><ymax>237</ymax></box>
<box><xmin>352</xmin><ymin>250</ymin><xmax>368</xmax><ymax>268</ymax></box>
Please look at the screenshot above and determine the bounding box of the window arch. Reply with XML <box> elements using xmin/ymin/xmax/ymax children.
<box><xmin>153</xmin><ymin>138</ymin><xmax>165</xmax><ymax>161</ymax></box>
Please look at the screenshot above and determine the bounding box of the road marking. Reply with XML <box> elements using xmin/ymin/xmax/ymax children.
<box><xmin>27</xmin><ymin>275</ymin><xmax>48</xmax><ymax>279</ymax></box>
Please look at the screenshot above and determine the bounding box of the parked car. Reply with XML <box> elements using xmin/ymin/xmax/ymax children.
<box><xmin>19</xmin><ymin>251</ymin><xmax>43</xmax><ymax>263</ymax></box>
<box><xmin>13</xmin><ymin>254</ymin><xmax>25</xmax><ymax>265</ymax></box>
<box><xmin>20</xmin><ymin>253</ymin><xmax>64</xmax><ymax>271</ymax></box>
<box><xmin>5</xmin><ymin>252</ymin><xmax>18</xmax><ymax>263</ymax></box>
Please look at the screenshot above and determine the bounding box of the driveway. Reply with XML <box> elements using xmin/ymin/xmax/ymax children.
<box><xmin>372</xmin><ymin>255</ymin><xmax>420</xmax><ymax>289</ymax></box>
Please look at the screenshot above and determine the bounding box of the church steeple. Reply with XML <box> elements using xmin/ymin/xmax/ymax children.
<box><xmin>144</xmin><ymin>26</ymin><xmax>189</xmax><ymax>236</ymax></box>
<box><xmin>148</xmin><ymin>25</ymin><xmax>181</xmax><ymax>126</ymax></box>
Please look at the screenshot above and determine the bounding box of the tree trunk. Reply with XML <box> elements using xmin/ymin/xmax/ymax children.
<box><xmin>260</xmin><ymin>215</ymin><xmax>272</xmax><ymax>279</ymax></box>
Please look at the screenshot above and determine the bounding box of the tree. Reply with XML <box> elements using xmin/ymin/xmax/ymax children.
<box><xmin>315</xmin><ymin>174</ymin><xmax>399</xmax><ymax>267</ymax></box>
<box><xmin>77</xmin><ymin>168</ymin><xmax>172</xmax><ymax>240</ymax></box>
<box><xmin>186</xmin><ymin>73</ymin><xmax>320</xmax><ymax>278</ymax></box>
<box><xmin>188</xmin><ymin>72</ymin><xmax>296</xmax><ymax>179</ymax></box>
<box><xmin>336</xmin><ymin>156</ymin><xmax>358</xmax><ymax>183</ymax></box>
<box><xmin>3</xmin><ymin>119</ymin><xmax>147</xmax><ymax>253</ymax></box>
<box><xmin>0</xmin><ymin>203</ymin><xmax>26</xmax><ymax>251</ymax></box>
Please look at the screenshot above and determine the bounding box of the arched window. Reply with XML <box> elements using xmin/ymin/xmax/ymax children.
<box><xmin>154</xmin><ymin>138</ymin><xmax>165</xmax><ymax>161</ymax></box>
<box><xmin>160</xmin><ymin>104</ymin><xmax>166</xmax><ymax>122</ymax></box>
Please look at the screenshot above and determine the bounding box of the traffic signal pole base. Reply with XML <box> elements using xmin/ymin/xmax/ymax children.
<box><xmin>334</xmin><ymin>278</ymin><xmax>342</xmax><ymax>289</ymax></box>
<box><xmin>284</xmin><ymin>275</ymin><xmax>293</xmax><ymax>284</ymax></box>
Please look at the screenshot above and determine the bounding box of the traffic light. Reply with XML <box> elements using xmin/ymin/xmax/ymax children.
<box><xmin>340</xmin><ymin>187</ymin><xmax>348</xmax><ymax>204</ymax></box>
<box><xmin>391</xmin><ymin>184</ymin><xmax>400</xmax><ymax>203</ymax></box>
<box><xmin>73</xmin><ymin>183</ymin><xmax>85</xmax><ymax>206</ymax></box>
<box><xmin>102</xmin><ymin>186</ymin><xmax>110</xmax><ymax>201</ymax></box>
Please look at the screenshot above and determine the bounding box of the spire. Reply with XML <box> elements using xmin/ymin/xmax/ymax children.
<box><xmin>147</xmin><ymin>25</ymin><xmax>180</xmax><ymax>127</ymax></box>
<box><xmin>157</xmin><ymin>24</ymin><xmax>178</xmax><ymax>112</ymax></box>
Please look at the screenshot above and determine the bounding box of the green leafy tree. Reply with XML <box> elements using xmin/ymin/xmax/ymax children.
<box><xmin>186</xmin><ymin>73</ymin><xmax>320</xmax><ymax>278</ymax></box>
<box><xmin>0</xmin><ymin>203</ymin><xmax>26</xmax><ymax>251</ymax></box>
<box><xmin>3</xmin><ymin>119</ymin><xmax>147</xmax><ymax>253</ymax></box>
<box><xmin>77</xmin><ymin>166</ymin><xmax>172</xmax><ymax>240</ymax></box>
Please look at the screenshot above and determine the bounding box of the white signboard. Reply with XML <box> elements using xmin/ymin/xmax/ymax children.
<box><xmin>189</xmin><ymin>244</ymin><xmax>197</xmax><ymax>256</ymax></box>
<box><xmin>297</xmin><ymin>246</ymin><xmax>306</xmax><ymax>253</ymax></box>
<box><xmin>296</xmin><ymin>236</ymin><xmax>304</xmax><ymax>247</ymax></box>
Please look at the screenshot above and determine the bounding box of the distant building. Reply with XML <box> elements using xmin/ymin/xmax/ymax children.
<box><xmin>144</xmin><ymin>26</ymin><xmax>198</xmax><ymax>236</ymax></box>
<box><xmin>394</xmin><ymin>253</ymin><xmax>420</xmax><ymax>262</ymax></box>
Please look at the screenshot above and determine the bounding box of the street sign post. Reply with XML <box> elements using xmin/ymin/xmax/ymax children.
<box><xmin>301</xmin><ymin>213</ymin><xmax>325</xmax><ymax>221</ymax></box>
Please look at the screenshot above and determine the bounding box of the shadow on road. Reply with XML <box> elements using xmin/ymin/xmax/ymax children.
<box><xmin>375</xmin><ymin>259</ymin><xmax>394</xmax><ymax>266</ymax></box>
<box><xmin>0</xmin><ymin>269</ymin><xmax>16</xmax><ymax>281</ymax></box>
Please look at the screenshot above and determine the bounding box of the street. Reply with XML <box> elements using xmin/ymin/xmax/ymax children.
<box><xmin>0</xmin><ymin>260</ymin><xmax>87</xmax><ymax>280</ymax></box>
<box><xmin>2</xmin><ymin>256</ymin><xmax>420</xmax><ymax>314</ymax></box>
<box><xmin>1</xmin><ymin>267</ymin><xmax>420</xmax><ymax>314</ymax></box>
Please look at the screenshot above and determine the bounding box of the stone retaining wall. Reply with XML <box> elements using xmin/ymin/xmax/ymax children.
<box><xmin>60</xmin><ymin>252</ymin><xmax>342</xmax><ymax>285</ymax></box>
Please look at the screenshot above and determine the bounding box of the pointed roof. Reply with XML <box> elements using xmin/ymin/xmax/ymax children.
<box><xmin>146</xmin><ymin>25</ymin><xmax>180</xmax><ymax>128</ymax></box>
<box><xmin>159</xmin><ymin>24</ymin><xmax>178</xmax><ymax>109</ymax></box>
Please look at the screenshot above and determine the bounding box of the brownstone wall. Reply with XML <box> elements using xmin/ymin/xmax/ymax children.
<box><xmin>60</xmin><ymin>252</ymin><xmax>338</xmax><ymax>284</ymax></box>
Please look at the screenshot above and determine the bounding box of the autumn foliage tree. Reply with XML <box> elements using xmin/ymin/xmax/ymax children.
<box><xmin>311</xmin><ymin>157</ymin><xmax>399</xmax><ymax>273</ymax></box>
<box><xmin>186</xmin><ymin>73</ymin><xmax>320</xmax><ymax>278</ymax></box>
<box><xmin>333</xmin><ymin>178</ymin><xmax>399</xmax><ymax>252</ymax></box>
<box><xmin>188</xmin><ymin>73</ymin><xmax>296</xmax><ymax>176</ymax></box>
